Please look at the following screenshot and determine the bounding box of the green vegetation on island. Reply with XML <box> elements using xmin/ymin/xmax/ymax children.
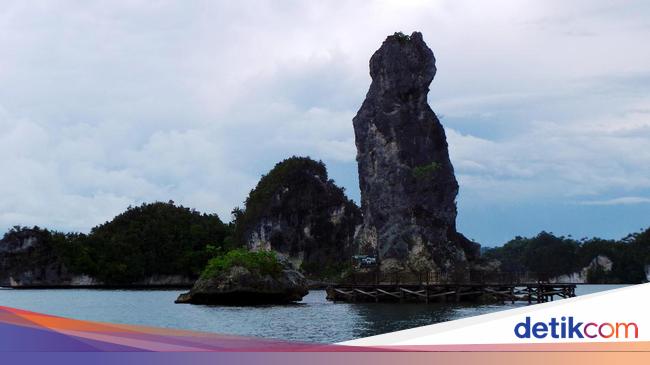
<box><xmin>482</xmin><ymin>230</ymin><xmax>650</xmax><ymax>283</ymax></box>
<box><xmin>2</xmin><ymin>202</ymin><xmax>650</xmax><ymax>286</ymax></box>
<box><xmin>412</xmin><ymin>162</ymin><xmax>441</xmax><ymax>179</ymax></box>
<box><xmin>201</xmin><ymin>248</ymin><xmax>283</xmax><ymax>279</ymax></box>
<box><xmin>231</xmin><ymin>156</ymin><xmax>361</xmax><ymax>279</ymax></box>
<box><xmin>2</xmin><ymin>158</ymin><xmax>649</xmax><ymax>287</ymax></box>
<box><xmin>1</xmin><ymin>202</ymin><xmax>230</xmax><ymax>285</ymax></box>
<box><xmin>232</xmin><ymin>157</ymin><xmax>330</xmax><ymax>244</ymax></box>
<box><xmin>392</xmin><ymin>31</ymin><xmax>411</xmax><ymax>43</ymax></box>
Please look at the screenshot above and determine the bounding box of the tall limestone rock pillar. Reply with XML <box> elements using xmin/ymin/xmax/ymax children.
<box><xmin>353</xmin><ymin>32</ymin><xmax>478</xmax><ymax>280</ymax></box>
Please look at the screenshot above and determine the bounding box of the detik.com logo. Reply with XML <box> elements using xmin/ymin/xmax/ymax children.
<box><xmin>514</xmin><ymin>316</ymin><xmax>638</xmax><ymax>339</ymax></box>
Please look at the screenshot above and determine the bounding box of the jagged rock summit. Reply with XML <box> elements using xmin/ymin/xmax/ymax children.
<box><xmin>353</xmin><ymin>31</ymin><xmax>478</xmax><ymax>279</ymax></box>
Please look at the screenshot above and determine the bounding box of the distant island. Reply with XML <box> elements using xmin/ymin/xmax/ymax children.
<box><xmin>1</xmin><ymin>32</ymin><xmax>648</xmax><ymax>304</ymax></box>
<box><xmin>481</xmin><ymin>230</ymin><xmax>650</xmax><ymax>284</ymax></box>
<box><xmin>2</xmin><ymin>199</ymin><xmax>649</xmax><ymax>290</ymax></box>
<box><xmin>0</xmin><ymin>201</ymin><xmax>226</xmax><ymax>287</ymax></box>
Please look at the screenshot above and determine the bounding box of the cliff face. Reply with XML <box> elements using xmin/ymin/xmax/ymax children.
<box><xmin>236</xmin><ymin>157</ymin><xmax>362</xmax><ymax>278</ymax></box>
<box><xmin>549</xmin><ymin>255</ymin><xmax>614</xmax><ymax>284</ymax></box>
<box><xmin>353</xmin><ymin>32</ymin><xmax>478</xmax><ymax>278</ymax></box>
<box><xmin>0</xmin><ymin>227</ymin><xmax>73</xmax><ymax>286</ymax></box>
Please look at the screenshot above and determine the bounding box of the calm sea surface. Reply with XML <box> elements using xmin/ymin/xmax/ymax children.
<box><xmin>0</xmin><ymin>285</ymin><xmax>626</xmax><ymax>343</ymax></box>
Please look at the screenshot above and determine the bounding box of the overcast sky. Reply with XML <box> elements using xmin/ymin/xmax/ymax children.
<box><xmin>1</xmin><ymin>1</ymin><xmax>649</xmax><ymax>245</ymax></box>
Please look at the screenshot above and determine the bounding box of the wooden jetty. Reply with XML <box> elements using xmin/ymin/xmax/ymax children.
<box><xmin>325</xmin><ymin>283</ymin><xmax>576</xmax><ymax>304</ymax></box>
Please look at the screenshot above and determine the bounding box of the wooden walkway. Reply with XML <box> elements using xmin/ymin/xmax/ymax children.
<box><xmin>326</xmin><ymin>283</ymin><xmax>576</xmax><ymax>304</ymax></box>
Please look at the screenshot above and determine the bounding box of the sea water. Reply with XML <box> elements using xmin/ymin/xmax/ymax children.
<box><xmin>0</xmin><ymin>285</ymin><xmax>625</xmax><ymax>343</ymax></box>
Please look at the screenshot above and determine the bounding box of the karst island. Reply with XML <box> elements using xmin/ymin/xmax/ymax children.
<box><xmin>1</xmin><ymin>32</ymin><xmax>648</xmax><ymax>306</ymax></box>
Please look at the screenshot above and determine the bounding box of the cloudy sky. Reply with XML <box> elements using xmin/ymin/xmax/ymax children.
<box><xmin>1</xmin><ymin>0</ymin><xmax>649</xmax><ymax>246</ymax></box>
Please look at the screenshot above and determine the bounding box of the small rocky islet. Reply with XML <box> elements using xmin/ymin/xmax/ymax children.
<box><xmin>175</xmin><ymin>251</ymin><xmax>308</xmax><ymax>305</ymax></box>
<box><xmin>1</xmin><ymin>32</ymin><xmax>648</xmax><ymax>305</ymax></box>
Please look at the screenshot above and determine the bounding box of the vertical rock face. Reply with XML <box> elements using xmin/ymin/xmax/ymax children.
<box><xmin>353</xmin><ymin>32</ymin><xmax>478</xmax><ymax>278</ymax></box>
<box><xmin>236</xmin><ymin>157</ymin><xmax>362</xmax><ymax>278</ymax></box>
<box><xmin>0</xmin><ymin>227</ymin><xmax>70</xmax><ymax>286</ymax></box>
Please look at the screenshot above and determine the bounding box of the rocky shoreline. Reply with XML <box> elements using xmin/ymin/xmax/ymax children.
<box><xmin>0</xmin><ymin>284</ymin><xmax>192</xmax><ymax>290</ymax></box>
<box><xmin>1</xmin><ymin>273</ymin><xmax>196</xmax><ymax>289</ymax></box>
<box><xmin>175</xmin><ymin>256</ymin><xmax>308</xmax><ymax>305</ymax></box>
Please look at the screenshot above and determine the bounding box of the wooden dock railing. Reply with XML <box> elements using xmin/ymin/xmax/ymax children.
<box><xmin>327</xmin><ymin>269</ymin><xmax>578</xmax><ymax>304</ymax></box>
<box><xmin>326</xmin><ymin>283</ymin><xmax>576</xmax><ymax>304</ymax></box>
<box><xmin>339</xmin><ymin>270</ymin><xmax>577</xmax><ymax>286</ymax></box>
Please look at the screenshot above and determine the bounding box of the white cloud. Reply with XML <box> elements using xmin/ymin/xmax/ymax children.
<box><xmin>578</xmin><ymin>197</ymin><xmax>650</xmax><ymax>206</ymax></box>
<box><xmin>448</xmin><ymin>102</ymin><xmax>650</xmax><ymax>204</ymax></box>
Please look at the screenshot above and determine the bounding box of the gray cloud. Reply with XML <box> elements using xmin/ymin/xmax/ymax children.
<box><xmin>1</xmin><ymin>1</ymin><xmax>649</xmax><ymax>243</ymax></box>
